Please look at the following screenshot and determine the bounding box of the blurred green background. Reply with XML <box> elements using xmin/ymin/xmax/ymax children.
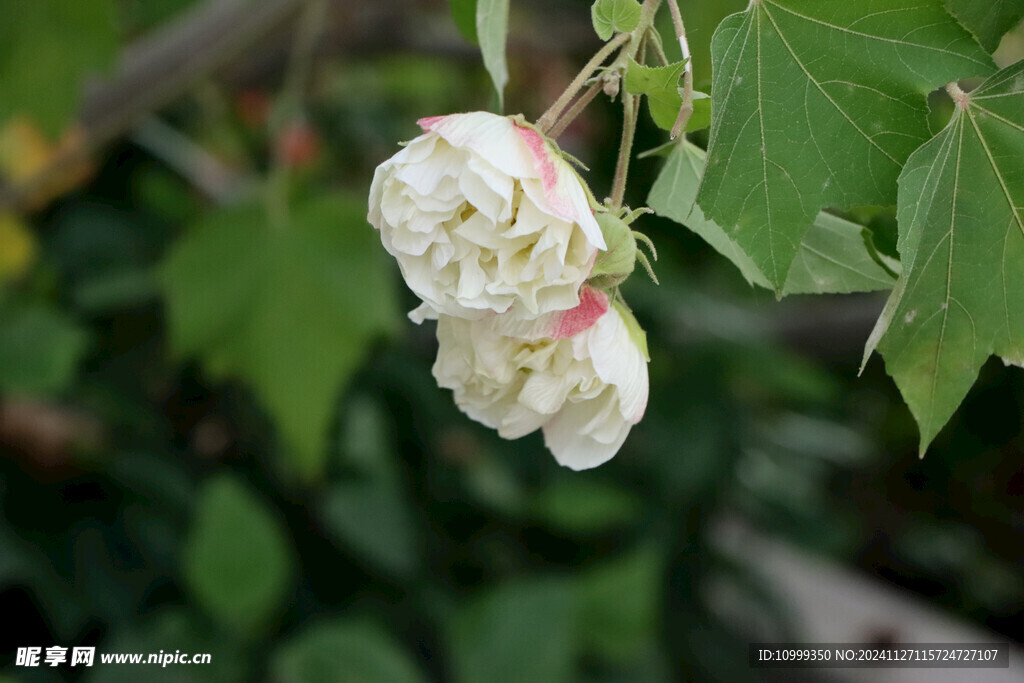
<box><xmin>1</xmin><ymin>1</ymin><xmax>1022</xmax><ymax>681</ymax></box>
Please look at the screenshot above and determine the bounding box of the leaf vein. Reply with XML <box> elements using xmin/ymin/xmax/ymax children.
<box><xmin>965</xmin><ymin>106</ymin><xmax>1024</xmax><ymax>240</ymax></box>
<box><xmin>763</xmin><ymin>0</ymin><xmax>992</xmax><ymax>68</ymax></box>
<box><xmin>760</xmin><ymin>4</ymin><xmax>901</xmax><ymax>165</ymax></box>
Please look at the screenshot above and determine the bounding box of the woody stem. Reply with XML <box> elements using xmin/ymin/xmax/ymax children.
<box><xmin>547</xmin><ymin>81</ymin><xmax>603</xmax><ymax>139</ymax></box>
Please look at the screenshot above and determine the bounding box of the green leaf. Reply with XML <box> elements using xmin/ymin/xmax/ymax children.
<box><xmin>781</xmin><ymin>213</ymin><xmax>900</xmax><ymax>295</ymax></box>
<box><xmin>695</xmin><ymin>0</ymin><xmax>994</xmax><ymax>290</ymax></box>
<box><xmin>74</xmin><ymin>268</ymin><xmax>158</xmax><ymax>312</ymax></box>
<box><xmin>0</xmin><ymin>301</ymin><xmax>88</xmax><ymax>396</ymax></box>
<box><xmin>945</xmin><ymin>0</ymin><xmax>1024</xmax><ymax>51</ymax></box>
<box><xmin>161</xmin><ymin>194</ymin><xmax>398</xmax><ymax>480</ymax></box>
<box><xmin>270</xmin><ymin>620</ymin><xmax>425</xmax><ymax>683</ymax></box>
<box><xmin>649</xmin><ymin>141</ymin><xmax>897</xmax><ymax>295</ymax></box>
<box><xmin>449</xmin><ymin>579</ymin><xmax>574</xmax><ymax>683</ymax></box>
<box><xmin>340</xmin><ymin>396</ymin><xmax>398</xmax><ymax>480</ymax></box>
<box><xmin>624</xmin><ymin>59</ymin><xmax>688</xmax><ymax>131</ymax></box>
<box><xmin>574</xmin><ymin>547</ymin><xmax>663</xmax><ymax>662</ymax></box>
<box><xmin>867</xmin><ymin>61</ymin><xmax>1024</xmax><ymax>453</ymax></box>
<box><xmin>531</xmin><ymin>477</ymin><xmax>643</xmax><ymax>534</ymax></box>
<box><xmin>591</xmin><ymin>0</ymin><xmax>643</xmax><ymax>41</ymax></box>
<box><xmin>447</xmin><ymin>0</ymin><xmax>478</xmax><ymax>44</ymax></box>
<box><xmin>321</xmin><ymin>480</ymin><xmax>418</xmax><ymax>579</ymax></box>
<box><xmin>0</xmin><ymin>0</ymin><xmax>119</xmax><ymax>135</ymax></box>
<box><xmin>332</xmin><ymin>399</ymin><xmax>419</xmax><ymax>579</ymax></box>
<box><xmin>686</xmin><ymin>91</ymin><xmax>712</xmax><ymax>133</ymax></box>
<box><xmin>183</xmin><ymin>475</ymin><xmax>293</xmax><ymax>633</ymax></box>
<box><xmin>477</xmin><ymin>0</ymin><xmax>510</xmax><ymax>110</ymax></box>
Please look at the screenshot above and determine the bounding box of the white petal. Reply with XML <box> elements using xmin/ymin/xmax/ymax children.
<box><xmin>418</xmin><ymin>112</ymin><xmax>536</xmax><ymax>178</ymax></box>
<box><xmin>513</xmin><ymin>126</ymin><xmax>605</xmax><ymax>250</ymax></box>
<box><xmin>588</xmin><ymin>308</ymin><xmax>649</xmax><ymax>422</ymax></box>
<box><xmin>456</xmin><ymin>255</ymin><xmax>487</xmax><ymax>301</ymax></box>
<box><xmin>518</xmin><ymin>371</ymin><xmax>576</xmax><ymax>415</ymax></box>
<box><xmin>497</xmin><ymin>403</ymin><xmax>548</xmax><ymax>439</ymax></box>
<box><xmin>552</xmin><ymin>162</ymin><xmax>605</xmax><ymax>250</ymax></box>
<box><xmin>390</xmin><ymin>227</ymin><xmax>438</xmax><ymax>256</ymax></box>
<box><xmin>467</xmin><ymin>155</ymin><xmax>515</xmax><ymax>221</ymax></box>
<box><xmin>431</xmin><ymin>242</ymin><xmax>455</xmax><ymax>271</ymax></box>
<box><xmin>408</xmin><ymin>302</ymin><xmax>437</xmax><ymax>324</ymax></box>
<box><xmin>389</xmin><ymin>133</ymin><xmax>440</xmax><ymax>165</ymax></box>
<box><xmin>367</xmin><ymin>162</ymin><xmax>391</xmax><ymax>228</ymax></box>
<box><xmin>393</xmin><ymin>141</ymin><xmax>464</xmax><ymax>196</ymax></box>
<box><xmin>457</xmin><ymin>171</ymin><xmax>506</xmax><ymax>223</ymax></box>
<box><xmin>454</xmin><ymin>211</ymin><xmax>508</xmax><ymax>250</ymax></box>
<box><xmin>542</xmin><ymin>398</ymin><xmax>632</xmax><ymax>470</ymax></box>
<box><xmin>402</xmin><ymin>187</ymin><xmax>463</xmax><ymax>214</ymax></box>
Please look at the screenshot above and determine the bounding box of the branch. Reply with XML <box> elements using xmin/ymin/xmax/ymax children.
<box><xmin>0</xmin><ymin>0</ymin><xmax>308</xmax><ymax>211</ymax></box>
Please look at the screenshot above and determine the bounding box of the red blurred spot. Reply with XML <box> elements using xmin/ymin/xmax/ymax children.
<box><xmin>275</xmin><ymin>121</ymin><xmax>321</xmax><ymax>168</ymax></box>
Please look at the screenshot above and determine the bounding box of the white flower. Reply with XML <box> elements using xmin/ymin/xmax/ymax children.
<box><xmin>432</xmin><ymin>288</ymin><xmax>649</xmax><ymax>470</ymax></box>
<box><xmin>368</xmin><ymin>112</ymin><xmax>606</xmax><ymax>321</ymax></box>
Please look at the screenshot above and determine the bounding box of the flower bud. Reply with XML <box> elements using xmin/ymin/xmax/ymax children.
<box><xmin>603</xmin><ymin>73</ymin><xmax>621</xmax><ymax>98</ymax></box>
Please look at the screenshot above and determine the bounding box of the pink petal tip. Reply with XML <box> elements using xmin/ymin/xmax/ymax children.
<box><xmin>550</xmin><ymin>287</ymin><xmax>609</xmax><ymax>340</ymax></box>
<box><xmin>417</xmin><ymin>115</ymin><xmax>445</xmax><ymax>132</ymax></box>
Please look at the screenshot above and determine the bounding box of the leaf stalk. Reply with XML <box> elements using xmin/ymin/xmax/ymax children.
<box><xmin>666</xmin><ymin>0</ymin><xmax>693</xmax><ymax>138</ymax></box>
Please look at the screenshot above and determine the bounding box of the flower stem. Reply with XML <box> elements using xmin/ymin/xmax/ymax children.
<box><xmin>536</xmin><ymin>32</ymin><xmax>631</xmax><ymax>134</ymax></box>
<box><xmin>608</xmin><ymin>91</ymin><xmax>640</xmax><ymax>209</ymax></box>
<box><xmin>548</xmin><ymin>81</ymin><xmax>603</xmax><ymax>139</ymax></box>
<box><xmin>605</xmin><ymin>0</ymin><xmax>661</xmax><ymax>209</ymax></box>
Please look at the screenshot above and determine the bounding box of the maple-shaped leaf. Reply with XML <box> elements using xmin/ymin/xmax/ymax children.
<box><xmin>591</xmin><ymin>0</ymin><xmax>642</xmax><ymax>41</ymax></box>
<box><xmin>945</xmin><ymin>0</ymin><xmax>1024</xmax><ymax>52</ymax></box>
<box><xmin>649</xmin><ymin>140</ymin><xmax>897</xmax><ymax>295</ymax></box>
<box><xmin>624</xmin><ymin>59</ymin><xmax>688</xmax><ymax>131</ymax></box>
<box><xmin>695</xmin><ymin>0</ymin><xmax>994</xmax><ymax>290</ymax></box>
<box><xmin>866</xmin><ymin>60</ymin><xmax>1024</xmax><ymax>453</ymax></box>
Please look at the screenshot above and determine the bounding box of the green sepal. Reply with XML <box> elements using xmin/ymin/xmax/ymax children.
<box><xmin>591</xmin><ymin>212</ymin><xmax>637</xmax><ymax>285</ymax></box>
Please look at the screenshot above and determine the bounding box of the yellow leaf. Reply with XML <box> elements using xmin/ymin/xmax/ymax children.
<box><xmin>0</xmin><ymin>117</ymin><xmax>93</xmax><ymax>210</ymax></box>
<box><xmin>0</xmin><ymin>212</ymin><xmax>37</xmax><ymax>281</ymax></box>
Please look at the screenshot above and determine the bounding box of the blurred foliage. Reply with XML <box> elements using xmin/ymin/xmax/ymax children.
<box><xmin>0</xmin><ymin>300</ymin><xmax>88</xmax><ymax>396</ymax></box>
<box><xmin>0</xmin><ymin>1</ymin><xmax>1022</xmax><ymax>682</ymax></box>
<box><xmin>183</xmin><ymin>474</ymin><xmax>294</xmax><ymax>633</ymax></box>
<box><xmin>161</xmin><ymin>195</ymin><xmax>398</xmax><ymax>480</ymax></box>
<box><xmin>0</xmin><ymin>0</ymin><xmax>119</xmax><ymax>136</ymax></box>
